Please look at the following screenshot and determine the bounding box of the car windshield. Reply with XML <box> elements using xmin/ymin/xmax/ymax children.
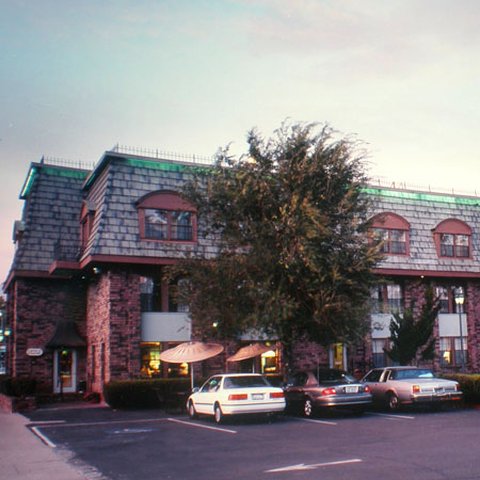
<box><xmin>391</xmin><ymin>369</ymin><xmax>434</xmax><ymax>380</ymax></box>
<box><xmin>223</xmin><ymin>376</ymin><xmax>271</xmax><ymax>389</ymax></box>
<box><xmin>315</xmin><ymin>370</ymin><xmax>356</xmax><ymax>384</ymax></box>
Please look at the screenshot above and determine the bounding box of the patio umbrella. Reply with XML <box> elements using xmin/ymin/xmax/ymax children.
<box><xmin>227</xmin><ymin>343</ymin><xmax>272</xmax><ymax>372</ymax></box>
<box><xmin>159</xmin><ymin>341</ymin><xmax>224</xmax><ymax>389</ymax></box>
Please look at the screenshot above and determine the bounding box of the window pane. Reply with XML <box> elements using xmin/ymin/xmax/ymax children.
<box><xmin>455</xmin><ymin>235</ymin><xmax>469</xmax><ymax>257</ymax></box>
<box><xmin>140</xmin><ymin>276</ymin><xmax>162</xmax><ymax>312</ymax></box>
<box><xmin>145</xmin><ymin>209</ymin><xmax>169</xmax><ymax>239</ymax></box>
<box><xmin>171</xmin><ymin>211</ymin><xmax>193</xmax><ymax>241</ymax></box>
<box><xmin>389</xmin><ymin>230</ymin><xmax>405</xmax><ymax>254</ymax></box>
<box><xmin>140</xmin><ymin>343</ymin><xmax>162</xmax><ymax>377</ymax></box>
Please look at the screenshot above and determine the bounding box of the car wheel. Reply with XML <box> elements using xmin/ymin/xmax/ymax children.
<box><xmin>303</xmin><ymin>398</ymin><xmax>314</xmax><ymax>417</ymax></box>
<box><xmin>214</xmin><ymin>403</ymin><xmax>223</xmax><ymax>424</ymax></box>
<box><xmin>387</xmin><ymin>392</ymin><xmax>400</xmax><ymax>411</ymax></box>
<box><xmin>188</xmin><ymin>401</ymin><xmax>197</xmax><ymax>419</ymax></box>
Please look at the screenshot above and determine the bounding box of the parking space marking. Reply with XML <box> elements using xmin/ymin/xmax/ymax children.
<box><xmin>167</xmin><ymin>418</ymin><xmax>237</xmax><ymax>434</ymax></box>
<box><xmin>29</xmin><ymin>418</ymin><xmax>168</xmax><ymax>429</ymax></box>
<box><xmin>28</xmin><ymin>420</ymin><xmax>66</xmax><ymax>425</ymax></box>
<box><xmin>265</xmin><ymin>458</ymin><xmax>363</xmax><ymax>473</ymax></box>
<box><xmin>298</xmin><ymin>417</ymin><xmax>338</xmax><ymax>426</ymax></box>
<box><xmin>366</xmin><ymin>412</ymin><xmax>415</xmax><ymax>420</ymax></box>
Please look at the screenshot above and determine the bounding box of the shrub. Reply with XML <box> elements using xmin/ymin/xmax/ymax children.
<box><xmin>0</xmin><ymin>376</ymin><xmax>37</xmax><ymax>397</ymax></box>
<box><xmin>103</xmin><ymin>378</ymin><xmax>192</xmax><ymax>409</ymax></box>
<box><xmin>441</xmin><ymin>373</ymin><xmax>480</xmax><ymax>404</ymax></box>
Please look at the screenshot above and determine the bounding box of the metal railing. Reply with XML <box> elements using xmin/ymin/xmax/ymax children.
<box><xmin>111</xmin><ymin>144</ymin><xmax>215</xmax><ymax>165</ymax></box>
<box><xmin>368</xmin><ymin>176</ymin><xmax>480</xmax><ymax>198</ymax></box>
<box><xmin>40</xmin><ymin>156</ymin><xmax>95</xmax><ymax>170</ymax></box>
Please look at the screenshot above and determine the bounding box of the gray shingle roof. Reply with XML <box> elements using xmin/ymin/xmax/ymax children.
<box><xmin>11</xmin><ymin>163</ymin><xmax>88</xmax><ymax>273</ymax></box>
<box><xmin>10</xmin><ymin>154</ymin><xmax>480</xmax><ymax>277</ymax></box>
<box><xmin>80</xmin><ymin>153</ymin><xmax>218</xmax><ymax>261</ymax></box>
<box><xmin>367</xmin><ymin>187</ymin><xmax>480</xmax><ymax>274</ymax></box>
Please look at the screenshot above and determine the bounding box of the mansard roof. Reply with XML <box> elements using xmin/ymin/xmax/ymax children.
<box><xmin>6</xmin><ymin>151</ymin><xmax>480</xmax><ymax>287</ymax></box>
<box><xmin>365</xmin><ymin>185</ymin><xmax>480</xmax><ymax>276</ymax></box>
<box><xmin>9</xmin><ymin>162</ymin><xmax>88</xmax><ymax>276</ymax></box>
<box><xmin>78</xmin><ymin>151</ymin><xmax>217</xmax><ymax>263</ymax></box>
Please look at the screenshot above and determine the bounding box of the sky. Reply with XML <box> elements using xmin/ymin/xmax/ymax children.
<box><xmin>1</xmin><ymin>0</ymin><xmax>480</xmax><ymax>290</ymax></box>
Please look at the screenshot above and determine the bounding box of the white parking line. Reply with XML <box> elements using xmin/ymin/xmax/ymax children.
<box><xmin>28</xmin><ymin>420</ymin><xmax>66</xmax><ymax>425</ymax></box>
<box><xmin>266</xmin><ymin>458</ymin><xmax>363</xmax><ymax>473</ymax></box>
<box><xmin>366</xmin><ymin>412</ymin><xmax>415</xmax><ymax>420</ymax></box>
<box><xmin>298</xmin><ymin>417</ymin><xmax>338</xmax><ymax>426</ymax></box>
<box><xmin>31</xmin><ymin>418</ymin><xmax>168</xmax><ymax>428</ymax></box>
<box><xmin>167</xmin><ymin>418</ymin><xmax>237</xmax><ymax>434</ymax></box>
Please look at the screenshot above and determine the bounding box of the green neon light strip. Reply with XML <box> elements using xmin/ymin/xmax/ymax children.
<box><xmin>20</xmin><ymin>167</ymin><xmax>38</xmax><ymax>198</ymax></box>
<box><xmin>362</xmin><ymin>187</ymin><xmax>480</xmax><ymax>207</ymax></box>
<box><xmin>20</xmin><ymin>165</ymin><xmax>88</xmax><ymax>198</ymax></box>
<box><xmin>42</xmin><ymin>166</ymin><xmax>89</xmax><ymax>179</ymax></box>
<box><xmin>125</xmin><ymin>157</ymin><xmax>211</xmax><ymax>174</ymax></box>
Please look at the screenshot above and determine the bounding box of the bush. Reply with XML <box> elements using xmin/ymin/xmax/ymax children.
<box><xmin>0</xmin><ymin>376</ymin><xmax>37</xmax><ymax>397</ymax></box>
<box><xmin>441</xmin><ymin>373</ymin><xmax>480</xmax><ymax>404</ymax></box>
<box><xmin>103</xmin><ymin>378</ymin><xmax>192</xmax><ymax>409</ymax></box>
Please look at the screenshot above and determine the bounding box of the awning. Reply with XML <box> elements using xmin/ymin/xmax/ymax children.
<box><xmin>45</xmin><ymin>319</ymin><xmax>86</xmax><ymax>349</ymax></box>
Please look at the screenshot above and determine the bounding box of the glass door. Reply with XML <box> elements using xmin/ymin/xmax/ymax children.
<box><xmin>53</xmin><ymin>348</ymin><xmax>77</xmax><ymax>393</ymax></box>
<box><xmin>329</xmin><ymin>343</ymin><xmax>346</xmax><ymax>370</ymax></box>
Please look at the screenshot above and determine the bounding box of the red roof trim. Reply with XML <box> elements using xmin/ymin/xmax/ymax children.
<box><xmin>373</xmin><ymin>267</ymin><xmax>479</xmax><ymax>278</ymax></box>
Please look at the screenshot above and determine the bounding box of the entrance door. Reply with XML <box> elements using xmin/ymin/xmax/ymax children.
<box><xmin>329</xmin><ymin>343</ymin><xmax>346</xmax><ymax>370</ymax></box>
<box><xmin>53</xmin><ymin>348</ymin><xmax>77</xmax><ymax>393</ymax></box>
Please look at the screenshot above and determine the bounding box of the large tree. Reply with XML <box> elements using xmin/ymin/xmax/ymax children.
<box><xmin>384</xmin><ymin>286</ymin><xmax>440</xmax><ymax>365</ymax></box>
<box><xmin>169</xmin><ymin>122</ymin><xmax>382</xmax><ymax>361</ymax></box>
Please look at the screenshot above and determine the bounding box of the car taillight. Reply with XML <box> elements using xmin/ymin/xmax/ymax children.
<box><xmin>228</xmin><ymin>394</ymin><xmax>248</xmax><ymax>401</ymax></box>
<box><xmin>363</xmin><ymin>385</ymin><xmax>371</xmax><ymax>393</ymax></box>
<box><xmin>412</xmin><ymin>385</ymin><xmax>421</xmax><ymax>393</ymax></box>
<box><xmin>321</xmin><ymin>387</ymin><xmax>337</xmax><ymax>396</ymax></box>
<box><xmin>270</xmin><ymin>392</ymin><xmax>285</xmax><ymax>399</ymax></box>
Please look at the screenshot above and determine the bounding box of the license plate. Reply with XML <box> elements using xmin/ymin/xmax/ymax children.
<box><xmin>345</xmin><ymin>386</ymin><xmax>358</xmax><ymax>394</ymax></box>
<box><xmin>252</xmin><ymin>393</ymin><xmax>264</xmax><ymax>400</ymax></box>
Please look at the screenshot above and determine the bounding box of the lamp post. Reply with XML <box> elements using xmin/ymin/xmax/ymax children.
<box><xmin>454</xmin><ymin>288</ymin><xmax>466</xmax><ymax>372</ymax></box>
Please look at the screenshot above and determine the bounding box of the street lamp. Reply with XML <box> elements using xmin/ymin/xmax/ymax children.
<box><xmin>454</xmin><ymin>288</ymin><xmax>466</xmax><ymax>372</ymax></box>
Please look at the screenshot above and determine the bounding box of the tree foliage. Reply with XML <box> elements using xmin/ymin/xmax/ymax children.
<box><xmin>168</xmin><ymin>122</ymin><xmax>382</xmax><ymax>355</ymax></box>
<box><xmin>384</xmin><ymin>286</ymin><xmax>440</xmax><ymax>365</ymax></box>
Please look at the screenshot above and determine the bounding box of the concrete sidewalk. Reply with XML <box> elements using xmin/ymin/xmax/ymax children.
<box><xmin>0</xmin><ymin>409</ymin><xmax>88</xmax><ymax>480</ymax></box>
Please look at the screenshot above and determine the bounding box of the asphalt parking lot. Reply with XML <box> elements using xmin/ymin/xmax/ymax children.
<box><xmin>24</xmin><ymin>404</ymin><xmax>480</xmax><ymax>480</ymax></box>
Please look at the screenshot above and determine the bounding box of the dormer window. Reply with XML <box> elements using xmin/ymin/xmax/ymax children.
<box><xmin>369</xmin><ymin>212</ymin><xmax>410</xmax><ymax>256</ymax></box>
<box><xmin>433</xmin><ymin>219</ymin><xmax>471</xmax><ymax>259</ymax></box>
<box><xmin>137</xmin><ymin>191</ymin><xmax>197</xmax><ymax>242</ymax></box>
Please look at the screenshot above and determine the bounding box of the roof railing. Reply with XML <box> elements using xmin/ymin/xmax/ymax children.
<box><xmin>368</xmin><ymin>176</ymin><xmax>479</xmax><ymax>198</ymax></box>
<box><xmin>40</xmin><ymin>156</ymin><xmax>95</xmax><ymax>170</ymax></box>
<box><xmin>111</xmin><ymin>144</ymin><xmax>215</xmax><ymax>165</ymax></box>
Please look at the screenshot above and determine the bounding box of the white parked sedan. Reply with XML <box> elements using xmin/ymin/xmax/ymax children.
<box><xmin>362</xmin><ymin>366</ymin><xmax>463</xmax><ymax>411</ymax></box>
<box><xmin>186</xmin><ymin>373</ymin><xmax>286</xmax><ymax>423</ymax></box>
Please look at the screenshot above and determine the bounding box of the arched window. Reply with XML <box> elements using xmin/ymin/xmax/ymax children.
<box><xmin>137</xmin><ymin>191</ymin><xmax>197</xmax><ymax>242</ymax></box>
<box><xmin>432</xmin><ymin>219</ymin><xmax>472</xmax><ymax>259</ymax></box>
<box><xmin>369</xmin><ymin>212</ymin><xmax>410</xmax><ymax>256</ymax></box>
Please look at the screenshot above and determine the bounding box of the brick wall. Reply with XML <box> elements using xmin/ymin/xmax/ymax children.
<box><xmin>6</xmin><ymin>277</ymin><xmax>86</xmax><ymax>393</ymax></box>
<box><xmin>86</xmin><ymin>269</ymin><xmax>142</xmax><ymax>394</ymax></box>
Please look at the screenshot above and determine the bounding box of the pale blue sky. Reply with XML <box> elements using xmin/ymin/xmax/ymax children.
<box><xmin>2</xmin><ymin>0</ymin><xmax>480</xmax><ymax>286</ymax></box>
